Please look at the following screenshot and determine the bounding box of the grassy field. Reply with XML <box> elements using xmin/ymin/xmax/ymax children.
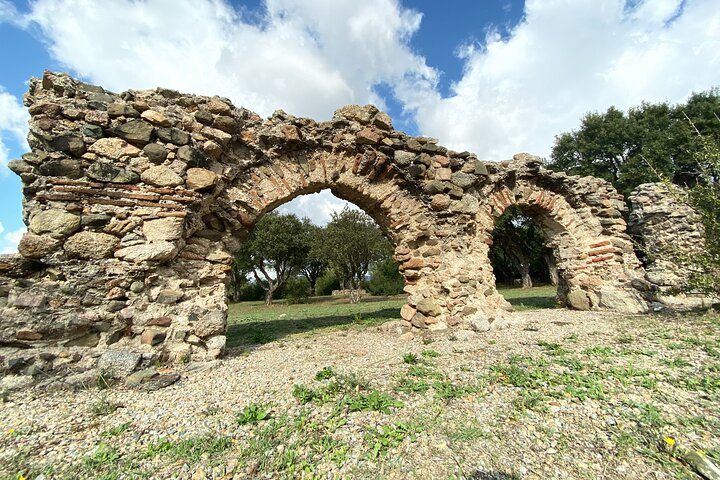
<box><xmin>226</xmin><ymin>285</ymin><xmax>559</xmax><ymax>348</ymax></box>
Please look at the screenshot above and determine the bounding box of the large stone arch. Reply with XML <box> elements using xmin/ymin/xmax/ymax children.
<box><xmin>0</xmin><ymin>72</ymin><xmax>650</xmax><ymax>370</ymax></box>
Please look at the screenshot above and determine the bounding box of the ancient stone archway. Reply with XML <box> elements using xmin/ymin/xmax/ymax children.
<box><xmin>472</xmin><ymin>159</ymin><xmax>648</xmax><ymax>316</ymax></box>
<box><xmin>1</xmin><ymin>72</ymin><xmax>650</xmax><ymax>369</ymax></box>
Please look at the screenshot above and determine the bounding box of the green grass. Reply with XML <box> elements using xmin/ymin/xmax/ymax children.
<box><xmin>236</xmin><ymin>403</ymin><xmax>271</xmax><ymax>425</ymax></box>
<box><xmin>227</xmin><ymin>286</ymin><xmax>558</xmax><ymax>348</ymax></box>
<box><xmin>143</xmin><ymin>435</ymin><xmax>232</xmax><ymax>464</ymax></box>
<box><xmin>226</xmin><ymin>295</ymin><xmax>405</xmax><ymax>347</ymax></box>
<box><xmin>497</xmin><ymin>285</ymin><xmax>558</xmax><ymax>310</ymax></box>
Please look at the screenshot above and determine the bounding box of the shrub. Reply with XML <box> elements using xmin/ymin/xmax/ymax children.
<box><xmin>315</xmin><ymin>269</ymin><xmax>340</xmax><ymax>296</ymax></box>
<box><xmin>281</xmin><ymin>277</ymin><xmax>311</xmax><ymax>304</ymax></box>
<box><xmin>367</xmin><ymin>259</ymin><xmax>404</xmax><ymax>296</ymax></box>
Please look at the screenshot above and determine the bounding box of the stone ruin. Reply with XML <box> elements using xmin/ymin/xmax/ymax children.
<box><xmin>0</xmin><ymin>71</ymin><xmax>709</xmax><ymax>379</ymax></box>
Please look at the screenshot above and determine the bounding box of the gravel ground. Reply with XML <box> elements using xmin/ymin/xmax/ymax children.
<box><xmin>1</xmin><ymin>309</ymin><xmax>719</xmax><ymax>479</ymax></box>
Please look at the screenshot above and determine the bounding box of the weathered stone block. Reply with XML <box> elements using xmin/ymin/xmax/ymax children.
<box><xmin>98</xmin><ymin>350</ymin><xmax>141</xmax><ymax>376</ymax></box>
<box><xmin>48</xmin><ymin>132</ymin><xmax>85</xmax><ymax>155</ymax></box>
<box><xmin>156</xmin><ymin>127</ymin><xmax>190</xmax><ymax>145</ymax></box>
<box><xmin>143</xmin><ymin>217</ymin><xmax>184</xmax><ymax>242</ymax></box>
<box><xmin>140</xmin><ymin>329</ymin><xmax>166</xmax><ymax>346</ymax></box>
<box><xmin>15</xmin><ymin>329</ymin><xmax>43</xmax><ymax>340</ymax></box>
<box><xmin>400</xmin><ymin>304</ymin><xmax>416</xmax><ymax>321</ymax></box>
<box><xmin>18</xmin><ymin>233</ymin><xmax>62</xmax><ymax>258</ymax></box>
<box><xmin>64</xmin><ymin>231</ymin><xmax>119</xmax><ymax>259</ymax></box>
<box><xmin>111</xmin><ymin>119</ymin><xmax>154</xmax><ymax>145</ymax></box>
<box><xmin>207</xmin><ymin>98</ymin><xmax>232</xmax><ymax>115</ymax></box>
<box><xmin>156</xmin><ymin>289</ymin><xmax>184</xmax><ymax>304</ymax></box>
<box><xmin>107</xmin><ymin>102</ymin><xmax>140</xmax><ymax>117</ymax></box>
<box><xmin>140</xmin><ymin>165</ymin><xmax>183</xmax><ymax>187</ymax></box>
<box><xmin>87</xmin><ymin>161</ymin><xmax>140</xmax><ymax>183</ymax></box>
<box><xmin>142</xmin><ymin>143</ymin><xmax>168</xmax><ymax>163</ymax></box>
<box><xmin>373</xmin><ymin>112</ymin><xmax>393</xmax><ymax>130</ymax></box>
<box><xmin>193</xmin><ymin>311</ymin><xmax>226</xmax><ymax>338</ymax></box>
<box><xmin>598</xmin><ymin>287</ymin><xmax>649</xmax><ymax>314</ymax></box>
<box><xmin>436</xmin><ymin>168</ymin><xmax>452</xmax><ymax>181</ymax></box>
<box><xmin>177</xmin><ymin>146</ymin><xmax>205</xmax><ymax>167</ymax></box>
<box><xmin>356</xmin><ymin>127</ymin><xmax>380</xmax><ymax>144</ymax></box>
<box><xmin>566</xmin><ymin>290</ymin><xmax>591</xmax><ymax>310</ymax></box>
<box><xmin>451</xmin><ymin>172</ymin><xmax>476</xmax><ymax>189</ymax></box>
<box><xmin>411</xmin><ymin>312</ymin><xmax>427</xmax><ymax>328</ymax></box>
<box><xmin>394</xmin><ymin>151</ymin><xmax>415</xmax><ymax>166</ymax></box>
<box><xmin>89</xmin><ymin>137</ymin><xmax>141</xmax><ymax>159</ymax></box>
<box><xmin>38</xmin><ymin>159</ymin><xmax>83</xmax><ymax>178</ymax></box>
<box><xmin>140</xmin><ymin>109</ymin><xmax>171</xmax><ymax>126</ymax></box>
<box><xmin>186</xmin><ymin>168</ymin><xmax>218</xmax><ymax>191</ymax></box>
<box><xmin>29</xmin><ymin>210</ymin><xmax>81</xmax><ymax>236</ymax></box>
<box><xmin>115</xmin><ymin>241</ymin><xmax>177</xmax><ymax>263</ymax></box>
<box><xmin>201</xmin><ymin>126</ymin><xmax>231</xmax><ymax>145</ymax></box>
<box><xmin>417</xmin><ymin>298</ymin><xmax>442</xmax><ymax>317</ymax></box>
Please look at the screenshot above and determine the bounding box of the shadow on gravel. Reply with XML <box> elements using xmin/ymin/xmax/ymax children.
<box><xmin>225</xmin><ymin>307</ymin><xmax>400</xmax><ymax>352</ymax></box>
<box><xmin>468</xmin><ymin>471</ymin><xmax>518</xmax><ymax>480</ymax></box>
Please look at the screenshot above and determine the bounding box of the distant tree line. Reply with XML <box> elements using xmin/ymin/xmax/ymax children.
<box><xmin>548</xmin><ymin>88</ymin><xmax>720</xmax><ymax>197</ymax></box>
<box><xmin>230</xmin><ymin>207</ymin><xmax>404</xmax><ymax>305</ymax></box>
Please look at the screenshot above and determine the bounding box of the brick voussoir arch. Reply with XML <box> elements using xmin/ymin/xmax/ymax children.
<box><xmin>0</xmin><ymin>71</ymin><xmax>649</xmax><ymax>370</ymax></box>
<box><xmin>475</xmin><ymin>158</ymin><xmax>647</xmax><ymax>314</ymax></box>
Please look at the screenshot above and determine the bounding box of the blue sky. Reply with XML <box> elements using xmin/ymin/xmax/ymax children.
<box><xmin>0</xmin><ymin>0</ymin><xmax>718</xmax><ymax>251</ymax></box>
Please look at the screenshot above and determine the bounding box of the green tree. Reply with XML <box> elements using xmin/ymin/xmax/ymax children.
<box><xmin>322</xmin><ymin>208</ymin><xmax>390</xmax><ymax>303</ymax></box>
<box><xmin>683</xmin><ymin>119</ymin><xmax>720</xmax><ymax>294</ymax></box>
<box><xmin>489</xmin><ymin>206</ymin><xmax>548</xmax><ymax>288</ymax></box>
<box><xmin>367</xmin><ymin>258</ymin><xmax>405</xmax><ymax>296</ymax></box>
<box><xmin>235</xmin><ymin>212</ymin><xmax>309</xmax><ymax>305</ymax></box>
<box><xmin>549</xmin><ymin>88</ymin><xmax>720</xmax><ymax>197</ymax></box>
<box><xmin>299</xmin><ymin>219</ymin><xmax>327</xmax><ymax>294</ymax></box>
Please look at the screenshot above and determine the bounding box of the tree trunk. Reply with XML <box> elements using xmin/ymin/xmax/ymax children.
<box><xmin>545</xmin><ymin>254</ymin><xmax>559</xmax><ymax>286</ymax></box>
<box><xmin>349</xmin><ymin>277</ymin><xmax>363</xmax><ymax>304</ymax></box>
<box><xmin>520</xmin><ymin>262</ymin><xmax>533</xmax><ymax>289</ymax></box>
<box><xmin>264</xmin><ymin>285</ymin><xmax>275</xmax><ymax>306</ymax></box>
<box><xmin>349</xmin><ymin>289</ymin><xmax>362</xmax><ymax>304</ymax></box>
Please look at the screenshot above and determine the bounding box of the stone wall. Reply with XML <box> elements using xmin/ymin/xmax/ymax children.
<box><xmin>628</xmin><ymin>182</ymin><xmax>716</xmax><ymax>310</ymax></box>
<box><xmin>0</xmin><ymin>71</ymin><xmax>651</xmax><ymax>378</ymax></box>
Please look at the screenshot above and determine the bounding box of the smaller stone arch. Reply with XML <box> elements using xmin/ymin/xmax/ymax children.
<box><xmin>473</xmin><ymin>155</ymin><xmax>648</xmax><ymax>316</ymax></box>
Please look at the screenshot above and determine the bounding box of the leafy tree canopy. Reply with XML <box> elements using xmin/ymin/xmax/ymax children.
<box><xmin>549</xmin><ymin>88</ymin><xmax>720</xmax><ymax>197</ymax></box>
<box><xmin>235</xmin><ymin>212</ymin><xmax>309</xmax><ymax>305</ymax></box>
<box><xmin>489</xmin><ymin>206</ymin><xmax>550</xmax><ymax>288</ymax></box>
<box><xmin>322</xmin><ymin>207</ymin><xmax>390</xmax><ymax>303</ymax></box>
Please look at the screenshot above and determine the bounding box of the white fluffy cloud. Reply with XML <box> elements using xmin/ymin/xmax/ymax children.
<box><xmin>0</xmin><ymin>88</ymin><xmax>29</xmax><ymax>172</ymax></box>
<box><xmin>0</xmin><ymin>221</ymin><xmax>26</xmax><ymax>254</ymax></box>
<box><xmin>8</xmin><ymin>0</ymin><xmax>719</xmax><ymax>222</ymax></box>
<box><xmin>25</xmin><ymin>0</ymin><xmax>434</xmax><ymax>120</ymax></box>
<box><xmin>277</xmin><ymin>189</ymin><xmax>359</xmax><ymax>225</ymax></box>
<box><xmin>400</xmin><ymin>0</ymin><xmax>720</xmax><ymax>159</ymax></box>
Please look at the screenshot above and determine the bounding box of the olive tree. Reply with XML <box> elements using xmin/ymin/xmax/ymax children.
<box><xmin>235</xmin><ymin>212</ymin><xmax>309</xmax><ymax>305</ymax></box>
<box><xmin>322</xmin><ymin>208</ymin><xmax>389</xmax><ymax>303</ymax></box>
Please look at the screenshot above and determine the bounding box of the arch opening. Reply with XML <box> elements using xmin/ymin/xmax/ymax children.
<box><xmin>488</xmin><ymin>205</ymin><xmax>564</xmax><ymax>311</ymax></box>
<box><xmin>222</xmin><ymin>189</ymin><xmax>406</xmax><ymax>350</ymax></box>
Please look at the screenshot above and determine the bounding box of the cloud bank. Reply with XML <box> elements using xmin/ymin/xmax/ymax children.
<box><xmin>1</xmin><ymin>0</ymin><xmax>717</xmax><ymax>226</ymax></box>
<box><xmin>0</xmin><ymin>88</ymin><xmax>30</xmax><ymax>172</ymax></box>
<box><xmin>401</xmin><ymin>0</ymin><xmax>720</xmax><ymax>158</ymax></box>
<box><xmin>24</xmin><ymin>0</ymin><xmax>435</xmax><ymax>121</ymax></box>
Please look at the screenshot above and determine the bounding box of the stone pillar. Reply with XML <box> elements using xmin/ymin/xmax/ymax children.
<box><xmin>628</xmin><ymin>182</ymin><xmax>716</xmax><ymax>309</ymax></box>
